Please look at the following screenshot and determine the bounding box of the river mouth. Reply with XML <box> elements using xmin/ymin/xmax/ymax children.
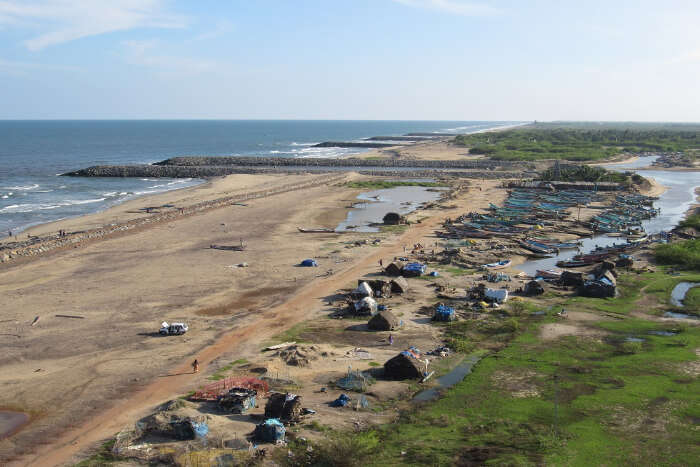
<box><xmin>0</xmin><ymin>410</ymin><xmax>30</xmax><ymax>439</ymax></box>
<box><xmin>516</xmin><ymin>156</ymin><xmax>700</xmax><ymax>276</ymax></box>
<box><xmin>337</xmin><ymin>185</ymin><xmax>446</xmax><ymax>232</ymax></box>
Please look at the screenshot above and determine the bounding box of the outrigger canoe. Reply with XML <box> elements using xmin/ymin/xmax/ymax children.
<box><xmin>482</xmin><ymin>259</ymin><xmax>512</xmax><ymax>270</ymax></box>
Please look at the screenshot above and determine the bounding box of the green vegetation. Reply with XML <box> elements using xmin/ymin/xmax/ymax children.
<box><xmin>379</xmin><ymin>224</ymin><xmax>408</xmax><ymax>234</ymax></box>
<box><xmin>454</xmin><ymin>128</ymin><xmax>699</xmax><ymax>161</ymax></box>
<box><xmin>539</xmin><ymin>165</ymin><xmax>632</xmax><ymax>184</ymax></box>
<box><xmin>364</xmin><ymin>316</ymin><xmax>700</xmax><ymax>466</ymax></box>
<box><xmin>267</xmin><ymin>322</ymin><xmax>311</xmax><ymax>346</ymax></box>
<box><xmin>654</xmin><ymin>239</ymin><xmax>700</xmax><ymax>271</ymax></box>
<box><xmin>207</xmin><ymin>359</ymin><xmax>249</xmax><ymax>381</ymax></box>
<box><xmin>683</xmin><ymin>286</ymin><xmax>700</xmax><ymax>311</ymax></box>
<box><xmin>281</xmin><ymin>431</ymin><xmax>380</xmax><ymax>467</ymax></box>
<box><xmin>346</xmin><ymin>180</ymin><xmax>447</xmax><ymax>189</ymax></box>
<box><xmin>74</xmin><ymin>440</ymin><xmax>119</xmax><ymax>466</ymax></box>
<box><xmin>679</xmin><ymin>214</ymin><xmax>700</xmax><ymax>230</ymax></box>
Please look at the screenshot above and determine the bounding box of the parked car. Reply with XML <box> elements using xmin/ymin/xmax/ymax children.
<box><xmin>159</xmin><ymin>321</ymin><xmax>188</xmax><ymax>335</ymax></box>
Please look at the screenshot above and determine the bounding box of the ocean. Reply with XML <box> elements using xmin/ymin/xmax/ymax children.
<box><xmin>0</xmin><ymin>120</ymin><xmax>520</xmax><ymax>234</ymax></box>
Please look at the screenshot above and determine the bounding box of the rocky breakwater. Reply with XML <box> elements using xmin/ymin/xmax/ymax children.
<box><xmin>0</xmin><ymin>174</ymin><xmax>348</xmax><ymax>265</ymax></box>
<box><xmin>155</xmin><ymin>156</ymin><xmax>529</xmax><ymax>170</ymax></box>
<box><xmin>313</xmin><ymin>141</ymin><xmax>399</xmax><ymax>148</ymax></box>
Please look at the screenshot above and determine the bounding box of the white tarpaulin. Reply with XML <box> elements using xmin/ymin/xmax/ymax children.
<box><xmin>485</xmin><ymin>288</ymin><xmax>509</xmax><ymax>303</ymax></box>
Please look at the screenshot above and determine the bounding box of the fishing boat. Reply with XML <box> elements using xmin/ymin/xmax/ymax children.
<box><xmin>297</xmin><ymin>227</ymin><xmax>336</xmax><ymax>233</ymax></box>
<box><xmin>520</xmin><ymin>240</ymin><xmax>558</xmax><ymax>254</ymax></box>
<box><xmin>556</xmin><ymin>259</ymin><xmax>592</xmax><ymax>268</ymax></box>
<box><xmin>482</xmin><ymin>259</ymin><xmax>512</xmax><ymax>270</ymax></box>
<box><xmin>535</xmin><ymin>268</ymin><xmax>563</xmax><ymax>280</ymax></box>
<box><xmin>524</xmin><ymin>251</ymin><xmax>554</xmax><ymax>259</ymax></box>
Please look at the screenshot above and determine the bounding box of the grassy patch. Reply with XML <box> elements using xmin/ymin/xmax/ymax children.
<box><xmin>439</xmin><ymin>265</ymin><xmax>476</xmax><ymax>276</ymax></box>
<box><xmin>679</xmin><ymin>214</ymin><xmax>700</xmax><ymax>230</ymax></box>
<box><xmin>265</xmin><ymin>322</ymin><xmax>312</xmax><ymax>348</ymax></box>
<box><xmin>378</xmin><ymin>224</ymin><xmax>408</xmax><ymax>234</ymax></box>
<box><xmin>346</xmin><ymin>181</ymin><xmax>448</xmax><ymax>189</ymax></box>
<box><xmin>683</xmin><ymin>286</ymin><xmax>700</xmax><ymax>311</ymax></box>
<box><xmin>368</xmin><ymin>361</ymin><xmax>381</xmax><ymax>367</ymax></box>
<box><xmin>73</xmin><ymin>440</ymin><xmax>118</xmax><ymax>466</ymax></box>
<box><xmin>369</xmin><ymin>315</ymin><xmax>700</xmax><ymax>466</ymax></box>
<box><xmin>208</xmin><ymin>359</ymin><xmax>249</xmax><ymax>381</ymax></box>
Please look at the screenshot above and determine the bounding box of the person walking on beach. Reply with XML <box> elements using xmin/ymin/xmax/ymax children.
<box><xmin>379</xmin><ymin>258</ymin><xmax>383</xmax><ymax>269</ymax></box>
<box><xmin>192</xmin><ymin>359</ymin><xmax>199</xmax><ymax>373</ymax></box>
<box><xmin>389</xmin><ymin>333</ymin><xmax>394</xmax><ymax>346</ymax></box>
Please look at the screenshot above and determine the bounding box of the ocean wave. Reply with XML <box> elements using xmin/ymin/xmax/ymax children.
<box><xmin>3</xmin><ymin>183</ymin><xmax>40</xmax><ymax>191</ymax></box>
<box><xmin>0</xmin><ymin>198</ymin><xmax>106</xmax><ymax>213</ymax></box>
<box><xmin>290</xmin><ymin>142</ymin><xmax>316</xmax><ymax>146</ymax></box>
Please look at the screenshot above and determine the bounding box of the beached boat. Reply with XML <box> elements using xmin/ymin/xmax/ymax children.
<box><xmin>297</xmin><ymin>227</ymin><xmax>336</xmax><ymax>233</ymax></box>
<box><xmin>482</xmin><ymin>259</ymin><xmax>512</xmax><ymax>270</ymax></box>
<box><xmin>210</xmin><ymin>244</ymin><xmax>247</xmax><ymax>251</ymax></box>
<box><xmin>556</xmin><ymin>259</ymin><xmax>592</xmax><ymax>268</ymax></box>
<box><xmin>536</xmin><ymin>268</ymin><xmax>563</xmax><ymax>280</ymax></box>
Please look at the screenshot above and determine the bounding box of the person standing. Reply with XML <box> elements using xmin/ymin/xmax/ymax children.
<box><xmin>389</xmin><ymin>334</ymin><xmax>394</xmax><ymax>346</ymax></box>
<box><xmin>192</xmin><ymin>359</ymin><xmax>199</xmax><ymax>373</ymax></box>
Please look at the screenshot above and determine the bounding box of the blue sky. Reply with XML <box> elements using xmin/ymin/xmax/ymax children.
<box><xmin>0</xmin><ymin>0</ymin><xmax>698</xmax><ymax>120</ymax></box>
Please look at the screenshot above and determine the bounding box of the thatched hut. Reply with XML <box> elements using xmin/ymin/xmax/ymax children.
<box><xmin>264</xmin><ymin>392</ymin><xmax>303</xmax><ymax>424</ymax></box>
<box><xmin>560</xmin><ymin>271</ymin><xmax>584</xmax><ymax>286</ymax></box>
<box><xmin>368</xmin><ymin>310</ymin><xmax>400</xmax><ymax>331</ymax></box>
<box><xmin>385</xmin><ymin>261</ymin><xmax>405</xmax><ymax>277</ymax></box>
<box><xmin>390</xmin><ymin>276</ymin><xmax>409</xmax><ymax>294</ymax></box>
<box><xmin>384</xmin><ymin>350</ymin><xmax>427</xmax><ymax>380</ymax></box>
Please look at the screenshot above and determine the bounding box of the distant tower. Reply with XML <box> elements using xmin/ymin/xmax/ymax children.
<box><xmin>554</xmin><ymin>160</ymin><xmax>561</xmax><ymax>179</ymax></box>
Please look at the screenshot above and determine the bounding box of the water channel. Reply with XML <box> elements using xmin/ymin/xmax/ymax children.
<box><xmin>516</xmin><ymin>156</ymin><xmax>700</xmax><ymax>275</ymax></box>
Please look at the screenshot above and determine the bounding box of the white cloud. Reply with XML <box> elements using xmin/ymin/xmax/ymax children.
<box><xmin>0</xmin><ymin>56</ymin><xmax>79</xmax><ymax>75</ymax></box>
<box><xmin>391</xmin><ymin>0</ymin><xmax>501</xmax><ymax>16</ymax></box>
<box><xmin>0</xmin><ymin>0</ymin><xmax>186</xmax><ymax>51</ymax></box>
<box><xmin>670</xmin><ymin>48</ymin><xmax>700</xmax><ymax>64</ymax></box>
<box><xmin>190</xmin><ymin>19</ymin><xmax>233</xmax><ymax>42</ymax></box>
<box><xmin>121</xmin><ymin>39</ymin><xmax>219</xmax><ymax>74</ymax></box>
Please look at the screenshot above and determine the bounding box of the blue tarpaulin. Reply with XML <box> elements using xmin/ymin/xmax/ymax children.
<box><xmin>403</xmin><ymin>262</ymin><xmax>426</xmax><ymax>276</ymax></box>
<box><xmin>433</xmin><ymin>304</ymin><xmax>456</xmax><ymax>321</ymax></box>
<box><xmin>300</xmin><ymin>259</ymin><xmax>318</xmax><ymax>267</ymax></box>
<box><xmin>255</xmin><ymin>418</ymin><xmax>286</xmax><ymax>442</ymax></box>
<box><xmin>192</xmin><ymin>420</ymin><xmax>209</xmax><ymax>438</ymax></box>
<box><xmin>330</xmin><ymin>393</ymin><xmax>351</xmax><ymax>407</ymax></box>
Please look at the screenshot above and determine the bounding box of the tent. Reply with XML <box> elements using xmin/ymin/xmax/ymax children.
<box><xmin>254</xmin><ymin>418</ymin><xmax>285</xmax><ymax>442</ymax></box>
<box><xmin>368</xmin><ymin>309</ymin><xmax>400</xmax><ymax>331</ymax></box>
<box><xmin>353</xmin><ymin>296</ymin><xmax>378</xmax><ymax>316</ymax></box>
<box><xmin>264</xmin><ymin>392</ymin><xmax>303</xmax><ymax>423</ymax></box>
<box><xmin>402</xmin><ymin>262</ymin><xmax>426</xmax><ymax>277</ymax></box>
<box><xmin>384</xmin><ymin>349</ymin><xmax>427</xmax><ymax>380</ymax></box>
<box><xmin>353</xmin><ymin>281</ymin><xmax>374</xmax><ymax>298</ymax></box>
<box><xmin>390</xmin><ymin>276</ymin><xmax>409</xmax><ymax>294</ymax></box>
<box><xmin>484</xmin><ymin>288</ymin><xmax>509</xmax><ymax>303</ymax></box>
<box><xmin>385</xmin><ymin>262</ymin><xmax>405</xmax><ymax>277</ymax></box>
<box><xmin>300</xmin><ymin>259</ymin><xmax>318</xmax><ymax>267</ymax></box>
<box><xmin>433</xmin><ymin>304</ymin><xmax>456</xmax><ymax>321</ymax></box>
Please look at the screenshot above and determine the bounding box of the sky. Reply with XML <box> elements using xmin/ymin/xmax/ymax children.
<box><xmin>0</xmin><ymin>0</ymin><xmax>699</xmax><ymax>121</ymax></box>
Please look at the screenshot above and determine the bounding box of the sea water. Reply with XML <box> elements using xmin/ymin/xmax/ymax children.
<box><xmin>0</xmin><ymin>120</ymin><xmax>520</xmax><ymax>234</ymax></box>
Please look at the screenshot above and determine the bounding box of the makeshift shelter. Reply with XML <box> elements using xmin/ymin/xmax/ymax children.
<box><xmin>139</xmin><ymin>413</ymin><xmax>208</xmax><ymax>441</ymax></box>
<box><xmin>254</xmin><ymin>418</ymin><xmax>285</xmax><ymax>443</ymax></box>
<box><xmin>560</xmin><ymin>271</ymin><xmax>584</xmax><ymax>287</ymax></box>
<box><xmin>368</xmin><ymin>309</ymin><xmax>400</xmax><ymax>330</ymax></box>
<box><xmin>402</xmin><ymin>262</ymin><xmax>426</xmax><ymax>277</ymax></box>
<box><xmin>336</xmin><ymin>368</ymin><xmax>372</xmax><ymax>392</ymax></box>
<box><xmin>524</xmin><ymin>280</ymin><xmax>545</xmax><ymax>296</ymax></box>
<box><xmin>384</xmin><ymin>348</ymin><xmax>427</xmax><ymax>380</ymax></box>
<box><xmin>353</xmin><ymin>281</ymin><xmax>374</xmax><ymax>298</ymax></box>
<box><xmin>484</xmin><ymin>288</ymin><xmax>509</xmax><ymax>303</ymax></box>
<box><xmin>218</xmin><ymin>388</ymin><xmax>257</xmax><ymax>414</ymax></box>
<box><xmin>385</xmin><ymin>262</ymin><xmax>405</xmax><ymax>277</ymax></box>
<box><xmin>353</xmin><ymin>296</ymin><xmax>378</xmax><ymax>316</ymax></box>
<box><xmin>390</xmin><ymin>276</ymin><xmax>409</xmax><ymax>294</ymax></box>
<box><xmin>300</xmin><ymin>259</ymin><xmax>318</xmax><ymax>267</ymax></box>
<box><xmin>432</xmin><ymin>304</ymin><xmax>456</xmax><ymax>322</ymax></box>
<box><xmin>383</xmin><ymin>212</ymin><xmax>405</xmax><ymax>225</ymax></box>
<box><xmin>358</xmin><ymin>279</ymin><xmax>392</xmax><ymax>297</ymax></box>
<box><xmin>264</xmin><ymin>392</ymin><xmax>303</xmax><ymax>423</ymax></box>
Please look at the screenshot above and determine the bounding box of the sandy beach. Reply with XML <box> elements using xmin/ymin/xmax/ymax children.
<box><xmin>0</xmin><ymin>168</ymin><xmax>504</xmax><ymax>465</ymax></box>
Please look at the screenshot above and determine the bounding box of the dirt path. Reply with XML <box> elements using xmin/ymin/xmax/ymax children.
<box><xmin>15</xmin><ymin>193</ymin><xmax>479</xmax><ymax>466</ymax></box>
